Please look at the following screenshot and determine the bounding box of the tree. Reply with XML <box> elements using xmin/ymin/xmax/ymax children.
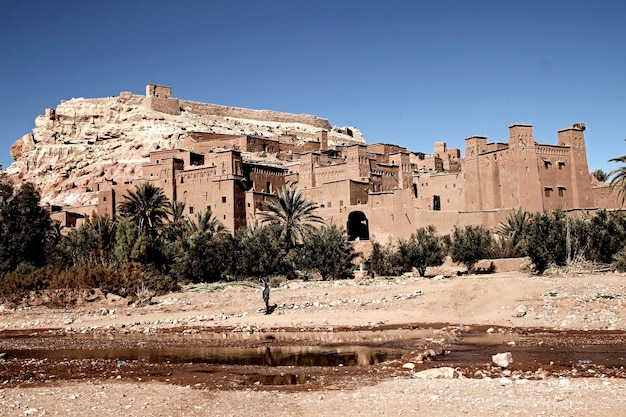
<box><xmin>368</xmin><ymin>239</ymin><xmax>400</xmax><ymax>277</ymax></box>
<box><xmin>609</xmin><ymin>145</ymin><xmax>626</xmax><ymax>205</ymax></box>
<box><xmin>63</xmin><ymin>214</ymin><xmax>117</xmax><ymax>267</ymax></box>
<box><xmin>0</xmin><ymin>180</ymin><xmax>52</xmax><ymax>272</ymax></box>
<box><xmin>185</xmin><ymin>209</ymin><xmax>229</xmax><ymax>236</ymax></box>
<box><xmin>118</xmin><ymin>183</ymin><xmax>172</xmax><ymax>236</ymax></box>
<box><xmin>493</xmin><ymin>207</ymin><xmax>529</xmax><ymax>257</ymax></box>
<box><xmin>298</xmin><ymin>226</ymin><xmax>358</xmax><ymax>280</ymax></box>
<box><xmin>256</xmin><ymin>185</ymin><xmax>324</xmax><ymax>250</ymax></box>
<box><xmin>395</xmin><ymin>226</ymin><xmax>445</xmax><ymax>277</ymax></box>
<box><xmin>585</xmin><ymin>210</ymin><xmax>626</xmax><ymax>264</ymax></box>
<box><xmin>449</xmin><ymin>225</ymin><xmax>493</xmax><ymax>272</ymax></box>
<box><xmin>163</xmin><ymin>201</ymin><xmax>187</xmax><ymax>242</ymax></box>
<box><xmin>518</xmin><ymin>211</ymin><xmax>569</xmax><ymax>273</ymax></box>
<box><xmin>230</xmin><ymin>223</ymin><xmax>286</xmax><ymax>279</ymax></box>
<box><xmin>171</xmin><ymin>231</ymin><xmax>234</xmax><ymax>283</ymax></box>
<box><xmin>592</xmin><ymin>169</ymin><xmax>608</xmax><ymax>182</ymax></box>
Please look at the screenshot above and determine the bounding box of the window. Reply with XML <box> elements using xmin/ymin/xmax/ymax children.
<box><xmin>103</xmin><ymin>196</ymin><xmax>107</xmax><ymax>202</ymax></box>
<box><xmin>558</xmin><ymin>186</ymin><xmax>566</xmax><ymax>197</ymax></box>
<box><xmin>339</xmin><ymin>200</ymin><xmax>344</xmax><ymax>207</ymax></box>
<box><xmin>558</xmin><ymin>161</ymin><xmax>566</xmax><ymax>169</ymax></box>
<box><xmin>189</xmin><ymin>206</ymin><xmax>194</xmax><ymax>215</ymax></box>
<box><xmin>180</xmin><ymin>176</ymin><xmax>184</xmax><ymax>184</ymax></box>
<box><xmin>222</xmin><ymin>196</ymin><xmax>227</xmax><ymax>203</ymax></box>
<box><xmin>433</xmin><ymin>195</ymin><xmax>441</xmax><ymax>211</ymax></box>
<box><xmin>544</xmin><ymin>187</ymin><xmax>552</xmax><ymax>197</ymax></box>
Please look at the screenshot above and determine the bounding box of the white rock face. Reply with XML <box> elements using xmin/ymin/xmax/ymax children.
<box><xmin>6</xmin><ymin>91</ymin><xmax>365</xmax><ymax>208</ymax></box>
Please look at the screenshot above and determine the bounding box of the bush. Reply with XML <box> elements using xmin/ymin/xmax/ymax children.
<box><xmin>229</xmin><ymin>224</ymin><xmax>286</xmax><ymax>279</ymax></box>
<box><xmin>518</xmin><ymin>211</ymin><xmax>576</xmax><ymax>274</ymax></box>
<box><xmin>0</xmin><ymin>264</ymin><xmax>50</xmax><ymax>303</ymax></box>
<box><xmin>368</xmin><ymin>239</ymin><xmax>401</xmax><ymax>277</ymax></box>
<box><xmin>449</xmin><ymin>225</ymin><xmax>493</xmax><ymax>272</ymax></box>
<box><xmin>297</xmin><ymin>225</ymin><xmax>358</xmax><ymax>280</ymax></box>
<box><xmin>171</xmin><ymin>232</ymin><xmax>234</xmax><ymax>283</ymax></box>
<box><xmin>585</xmin><ymin>210</ymin><xmax>626</xmax><ymax>264</ymax></box>
<box><xmin>395</xmin><ymin>226</ymin><xmax>445</xmax><ymax>276</ymax></box>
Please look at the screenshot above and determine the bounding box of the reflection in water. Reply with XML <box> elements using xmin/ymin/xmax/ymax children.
<box><xmin>264</xmin><ymin>346</ymin><xmax>274</xmax><ymax>366</ymax></box>
<box><xmin>4</xmin><ymin>343</ymin><xmax>404</xmax><ymax>367</ymax></box>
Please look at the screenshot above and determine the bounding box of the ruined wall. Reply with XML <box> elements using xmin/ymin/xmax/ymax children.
<box><xmin>146</xmin><ymin>97</ymin><xmax>181</xmax><ymax>115</ymax></box>
<box><xmin>146</xmin><ymin>84</ymin><xmax>180</xmax><ymax>116</ymax></box>
<box><xmin>180</xmin><ymin>100</ymin><xmax>331</xmax><ymax>130</ymax></box>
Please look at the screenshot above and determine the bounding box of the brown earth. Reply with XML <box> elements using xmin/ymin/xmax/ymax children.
<box><xmin>2</xmin><ymin>271</ymin><xmax>626</xmax><ymax>416</ymax></box>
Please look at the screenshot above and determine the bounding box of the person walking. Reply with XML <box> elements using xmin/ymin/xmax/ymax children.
<box><xmin>262</xmin><ymin>280</ymin><xmax>271</xmax><ymax>314</ymax></box>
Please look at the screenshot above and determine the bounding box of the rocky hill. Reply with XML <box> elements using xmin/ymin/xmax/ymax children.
<box><xmin>6</xmin><ymin>87</ymin><xmax>365</xmax><ymax>208</ymax></box>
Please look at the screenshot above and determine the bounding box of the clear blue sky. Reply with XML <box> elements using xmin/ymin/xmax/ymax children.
<box><xmin>1</xmin><ymin>0</ymin><xmax>625</xmax><ymax>173</ymax></box>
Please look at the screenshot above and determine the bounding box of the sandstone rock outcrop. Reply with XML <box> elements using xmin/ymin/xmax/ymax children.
<box><xmin>6</xmin><ymin>88</ymin><xmax>365</xmax><ymax>208</ymax></box>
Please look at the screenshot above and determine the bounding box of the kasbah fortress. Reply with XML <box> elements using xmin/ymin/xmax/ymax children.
<box><xmin>6</xmin><ymin>84</ymin><xmax>625</xmax><ymax>252</ymax></box>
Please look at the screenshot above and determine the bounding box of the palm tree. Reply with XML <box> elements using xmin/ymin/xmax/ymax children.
<box><xmin>495</xmin><ymin>207</ymin><xmax>529</xmax><ymax>247</ymax></box>
<box><xmin>163</xmin><ymin>201</ymin><xmax>187</xmax><ymax>242</ymax></box>
<box><xmin>118</xmin><ymin>182</ymin><xmax>172</xmax><ymax>236</ymax></box>
<box><xmin>68</xmin><ymin>214</ymin><xmax>117</xmax><ymax>266</ymax></box>
<box><xmin>256</xmin><ymin>184</ymin><xmax>324</xmax><ymax>250</ymax></box>
<box><xmin>170</xmin><ymin>201</ymin><xmax>186</xmax><ymax>224</ymax></box>
<box><xmin>185</xmin><ymin>209</ymin><xmax>229</xmax><ymax>236</ymax></box>
<box><xmin>609</xmin><ymin>147</ymin><xmax>626</xmax><ymax>205</ymax></box>
<box><xmin>493</xmin><ymin>207</ymin><xmax>529</xmax><ymax>257</ymax></box>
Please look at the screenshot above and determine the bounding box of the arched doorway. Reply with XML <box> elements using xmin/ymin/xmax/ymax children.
<box><xmin>347</xmin><ymin>211</ymin><xmax>370</xmax><ymax>241</ymax></box>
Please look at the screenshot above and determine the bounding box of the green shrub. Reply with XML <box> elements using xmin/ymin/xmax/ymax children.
<box><xmin>368</xmin><ymin>239</ymin><xmax>400</xmax><ymax>277</ymax></box>
<box><xmin>395</xmin><ymin>226</ymin><xmax>445</xmax><ymax>276</ymax></box>
<box><xmin>297</xmin><ymin>225</ymin><xmax>358</xmax><ymax>280</ymax></box>
<box><xmin>585</xmin><ymin>210</ymin><xmax>626</xmax><ymax>264</ymax></box>
<box><xmin>449</xmin><ymin>225</ymin><xmax>493</xmax><ymax>272</ymax></box>
<box><xmin>518</xmin><ymin>212</ymin><xmax>567</xmax><ymax>274</ymax></box>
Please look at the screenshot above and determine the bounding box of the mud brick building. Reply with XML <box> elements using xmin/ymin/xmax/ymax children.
<box><xmin>95</xmin><ymin>85</ymin><xmax>623</xmax><ymax>242</ymax></box>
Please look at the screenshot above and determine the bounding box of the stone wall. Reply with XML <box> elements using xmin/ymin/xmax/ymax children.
<box><xmin>146</xmin><ymin>96</ymin><xmax>181</xmax><ymax>115</ymax></box>
<box><xmin>180</xmin><ymin>100</ymin><xmax>331</xmax><ymax>130</ymax></box>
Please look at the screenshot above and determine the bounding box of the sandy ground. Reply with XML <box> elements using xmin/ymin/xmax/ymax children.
<box><xmin>2</xmin><ymin>270</ymin><xmax>626</xmax><ymax>416</ymax></box>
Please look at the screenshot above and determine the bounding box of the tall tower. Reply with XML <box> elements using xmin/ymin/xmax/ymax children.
<box><xmin>557</xmin><ymin>123</ymin><xmax>592</xmax><ymax>208</ymax></box>
<box><xmin>464</xmin><ymin>136</ymin><xmax>487</xmax><ymax>210</ymax></box>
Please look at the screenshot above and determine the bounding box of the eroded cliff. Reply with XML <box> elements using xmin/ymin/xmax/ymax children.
<box><xmin>6</xmin><ymin>89</ymin><xmax>364</xmax><ymax>208</ymax></box>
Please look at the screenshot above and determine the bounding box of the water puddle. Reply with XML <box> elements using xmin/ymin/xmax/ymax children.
<box><xmin>0</xmin><ymin>327</ymin><xmax>435</xmax><ymax>367</ymax></box>
<box><xmin>435</xmin><ymin>328</ymin><xmax>626</xmax><ymax>373</ymax></box>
